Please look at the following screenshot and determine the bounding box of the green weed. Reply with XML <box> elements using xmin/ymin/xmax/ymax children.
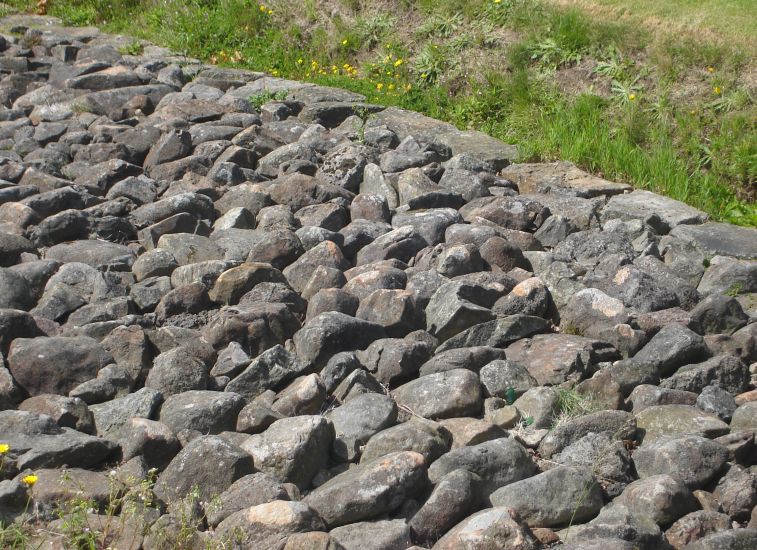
<box><xmin>248</xmin><ymin>90</ymin><xmax>288</xmax><ymax>110</ymax></box>
<box><xmin>118</xmin><ymin>39</ymin><xmax>144</xmax><ymax>56</ymax></box>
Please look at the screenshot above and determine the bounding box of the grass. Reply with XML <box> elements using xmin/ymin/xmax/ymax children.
<box><xmin>551</xmin><ymin>387</ymin><xmax>602</xmax><ymax>430</ymax></box>
<box><xmin>4</xmin><ymin>0</ymin><xmax>755</xmax><ymax>226</ymax></box>
<box><xmin>0</xmin><ymin>465</ymin><xmax>239</xmax><ymax>550</ymax></box>
<box><xmin>555</xmin><ymin>0</ymin><xmax>757</xmax><ymax>50</ymax></box>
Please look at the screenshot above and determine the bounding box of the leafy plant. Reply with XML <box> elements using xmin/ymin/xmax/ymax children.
<box><xmin>413</xmin><ymin>43</ymin><xmax>451</xmax><ymax>85</ymax></box>
<box><xmin>248</xmin><ymin>90</ymin><xmax>288</xmax><ymax>109</ymax></box>
<box><xmin>526</xmin><ymin>38</ymin><xmax>582</xmax><ymax>69</ymax></box>
<box><xmin>354</xmin><ymin>13</ymin><xmax>395</xmax><ymax>50</ymax></box>
<box><xmin>119</xmin><ymin>39</ymin><xmax>144</xmax><ymax>56</ymax></box>
<box><xmin>417</xmin><ymin>12</ymin><xmax>464</xmax><ymax>39</ymax></box>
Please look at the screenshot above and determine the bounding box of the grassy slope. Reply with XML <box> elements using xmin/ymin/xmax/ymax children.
<box><xmin>4</xmin><ymin>0</ymin><xmax>755</xmax><ymax>226</ymax></box>
<box><xmin>555</xmin><ymin>0</ymin><xmax>757</xmax><ymax>47</ymax></box>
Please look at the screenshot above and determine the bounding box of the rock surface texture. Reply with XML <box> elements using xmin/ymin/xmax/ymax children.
<box><xmin>0</xmin><ymin>14</ymin><xmax>755</xmax><ymax>550</ymax></box>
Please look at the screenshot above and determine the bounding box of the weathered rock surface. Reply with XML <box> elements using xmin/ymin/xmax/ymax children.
<box><xmin>0</xmin><ymin>14</ymin><xmax>754</xmax><ymax>548</ymax></box>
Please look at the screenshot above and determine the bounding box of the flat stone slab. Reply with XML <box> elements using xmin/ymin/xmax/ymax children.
<box><xmin>670</xmin><ymin>222</ymin><xmax>757</xmax><ymax>260</ymax></box>
<box><xmin>367</xmin><ymin>107</ymin><xmax>517</xmax><ymax>170</ymax></box>
<box><xmin>435</xmin><ymin>130</ymin><xmax>518</xmax><ymax>171</ymax></box>
<box><xmin>225</xmin><ymin>77</ymin><xmax>314</xmax><ymax>99</ymax></box>
<box><xmin>602</xmin><ymin>190</ymin><xmax>708</xmax><ymax>233</ymax></box>
<box><xmin>501</xmin><ymin>161</ymin><xmax>632</xmax><ymax>198</ymax></box>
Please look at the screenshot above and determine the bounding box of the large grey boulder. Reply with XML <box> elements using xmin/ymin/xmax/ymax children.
<box><xmin>325</xmin><ymin>392</ymin><xmax>398</xmax><ymax>462</ymax></box>
<box><xmin>490</xmin><ymin>466</ymin><xmax>603</xmax><ymax>527</ymax></box>
<box><xmin>392</xmin><ymin>369</ymin><xmax>482</xmax><ymax>419</ymax></box>
<box><xmin>153</xmin><ymin>435</ymin><xmax>254</xmax><ymax>505</ymax></box>
<box><xmin>7</xmin><ymin>336</ymin><xmax>113</xmax><ymax>397</ymax></box>
<box><xmin>214</xmin><ymin>500</ymin><xmax>326</xmax><ymax>549</ymax></box>
<box><xmin>633</xmin><ymin>435</ymin><xmax>728</xmax><ymax>489</ymax></box>
<box><xmin>241</xmin><ymin>415</ymin><xmax>334</xmax><ymax>490</ymax></box>
<box><xmin>431</xmin><ymin>506</ymin><xmax>538</xmax><ymax>550</ymax></box>
<box><xmin>428</xmin><ymin>437</ymin><xmax>536</xmax><ymax>498</ymax></box>
<box><xmin>303</xmin><ymin>451</ymin><xmax>427</xmax><ymax>527</ymax></box>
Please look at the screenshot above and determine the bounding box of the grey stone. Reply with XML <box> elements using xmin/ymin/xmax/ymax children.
<box><xmin>8</xmin><ymin>336</ymin><xmax>113</xmax><ymax>397</ymax></box>
<box><xmin>602</xmin><ymin>190</ymin><xmax>708</xmax><ymax>233</ymax></box>
<box><xmin>697</xmin><ymin>385</ymin><xmax>738</xmax><ymax>422</ymax></box>
<box><xmin>241</xmin><ymin>415</ymin><xmax>334</xmax><ymax>490</ymax></box>
<box><xmin>303</xmin><ymin>450</ymin><xmax>427</xmax><ymax>527</ymax></box>
<box><xmin>158</xmin><ymin>390</ymin><xmax>244</xmax><ymax>435</ymax></box>
<box><xmin>538</xmin><ymin>410</ymin><xmax>636</xmax><ymax>458</ymax></box>
<box><xmin>393</xmin><ymin>369</ymin><xmax>482</xmax><ymax>419</ymax></box>
<box><xmin>730</xmin><ymin>401</ymin><xmax>757</xmax><ymax>431</ymax></box>
<box><xmin>225</xmin><ymin>344</ymin><xmax>308</xmax><ymax>401</ymax></box>
<box><xmin>697</xmin><ymin>256</ymin><xmax>756</xmax><ymax>296</ymax></box>
<box><xmin>428</xmin><ymin>437</ymin><xmax>536</xmax><ymax>498</ymax></box>
<box><xmin>635</xmin><ymin>404</ymin><xmax>729</xmax><ymax>443</ymax></box>
<box><xmin>154</xmin><ymin>435</ymin><xmax>252</xmax><ymax>506</ymax></box>
<box><xmin>215</xmin><ymin>500</ymin><xmax>325</xmax><ymax>549</ymax></box>
<box><xmin>326</xmin><ymin>392</ymin><xmax>398</xmax><ymax>462</ymax></box>
<box><xmin>206</xmin><ymin>472</ymin><xmax>291</xmax><ymax>528</ymax></box>
<box><xmin>561</xmin><ymin>504</ymin><xmax>668</xmax><ymax>550</ymax></box>
<box><xmin>438</xmin><ymin>314</ymin><xmax>551</xmax><ymax>352</ymax></box>
<box><xmin>330</xmin><ymin>519</ymin><xmax>412</xmax><ymax>550</ymax></box>
<box><xmin>670</xmin><ymin>222</ymin><xmax>757</xmax><ymax>260</ymax></box>
<box><xmin>660</xmin><ymin>355</ymin><xmax>750</xmax><ymax>394</ymax></box>
<box><xmin>665</xmin><ymin>511</ymin><xmax>732</xmax><ymax>548</ymax></box>
<box><xmin>615</xmin><ymin>474</ymin><xmax>697</xmax><ymax>527</ymax></box>
<box><xmin>633</xmin><ymin>324</ymin><xmax>710</xmax><ymax>377</ymax></box>
<box><xmin>634</xmin><ymin>435</ymin><xmax>728</xmax><ymax>489</ymax></box>
<box><xmin>90</xmin><ymin>387</ymin><xmax>163</xmax><ymax>438</ymax></box>
<box><xmin>431</xmin><ymin>506</ymin><xmax>537</xmax><ymax>550</ymax></box>
<box><xmin>293</xmin><ymin>312</ymin><xmax>386</xmax><ymax>369</ymax></box>
<box><xmin>490</xmin><ymin>466</ymin><xmax>603</xmax><ymax>527</ymax></box>
<box><xmin>681</xmin><ymin>529</ymin><xmax>757</xmax><ymax>550</ymax></box>
<box><xmin>361</xmin><ymin>417</ymin><xmax>450</xmax><ymax>465</ymax></box>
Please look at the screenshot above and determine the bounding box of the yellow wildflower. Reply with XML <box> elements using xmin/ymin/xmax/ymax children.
<box><xmin>394</xmin><ymin>59</ymin><xmax>403</xmax><ymax>67</ymax></box>
<box><xmin>495</xmin><ymin>0</ymin><xmax>502</xmax><ymax>3</ymax></box>
<box><xmin>259</xmin><ymin>5</ymin><xmax>266</xmax><ymax>11</ymax></box>
<box><xmin>707</xmin><ymin>66</ymin><xmax>715</xmax><ymax>73</ymax></box>
<box><xmin>404</xmin><ymin>84</ymin><xmax>412</xmax><ymax>91</ymax></box>
<box><xmin>0</xmin><ymin>443</ymin><xmax>9</xmax><ymax>454</ymax></box>
<box><xmin>267</xmin><ymin>9</ymin><xmax>273</xmax><ymax>15</ymax></box>
<box><xmin>388</xmin><ymin>83</ymin><xmax>395</xmax><ymax>91</ymax></box>
<box><xmin>23</xmin><ymin>474</ymin><xmax>38</xmax><ymax>486</ymax></box>
<box><xmin>341</xmin><ymin>39</ymin><xmax>348</xmax><ymax>46</ymax></box>
<box><xmin>713</xmin><ymin>86</ymin><xmax>721</xmax><ymax>95</ymax></box>
<box><xmin>297</xmin><ymin>58</ymin><xmax>303</xmax><ymax>64</ymax></box>
<box><xmin>628</xmin><ymin>93</ymin><xmax>635</xmax><ymax>101</ymax></box>
<box><xmin>376</xmin><ymin>83</ymin><xmax>384</xmax><ymax>90</ymax></box>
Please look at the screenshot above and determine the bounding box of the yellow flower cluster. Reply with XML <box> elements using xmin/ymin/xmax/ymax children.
<box><xmin>367</xmin><ymin>51</ymin><xmax>412</xmax><ymax>96</ymax></box>
<box><xmin>23</xmin><ymin>474</ymin><xmax>38</xmax><ymax>486</ymax></box>
<box><xmin>0</xmin><ymin>443</ymin><xmax>9</xmax><ymax>454</ymax></box>
<box><xmin>303</xmin><ymin>59</ymin><xmax>358</xmax><ymax>79</ymax></box>
<box><xmin>258</xmin><ymin>4</ymin><xmax>273</xmax><ymax>15</ymax></box>
<box><xmin>210</xmin><ymin>50</ymin><xmax>243</xmax><ymax>65</ymax></box>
